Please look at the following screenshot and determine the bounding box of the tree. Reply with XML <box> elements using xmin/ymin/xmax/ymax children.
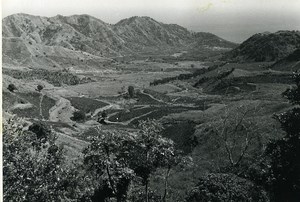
<box><xmin>83</xmin><ymin>128</ymin><xmax>135</xmax><ymax>202</ymax></box>
<box><xmin>126</xmin><ymin>120</ymin><xmax>177</xmax><ymax>202</ymax></box>
<box><xmin>128</xmin><ymin>86</ymin><xmax>135</xmax><ymax>98</ymax></box>
<box><xmin>36</xmin><ymin>84</ymin><xmax>44</xmax><ymax>92</ymax></box>
<box><xmin>7</xmin><ymin>83</ymin><xmax>17</xmax><ymax>92</ymax></box>
<box><xmin>186</xmin><ymin>173</ymin><xmax>269</xmax><ymax>202</ymax></box>
<box><xmin>199</xmin><ymin>103</ymin><xmax>271</xmax><ymax>170</ymax></box>
<box><xmin>28</xmin><ymin>121</ymin><xmax>52</xmax><ymax>150</ymax></box>
<box><xmin>82</xmin><ymin>120</ymin><xmax>178</xmax><ymax>202</ymax></box>
<box><xmin>265</xmin><ymin>72</ymin><xmax>300</xmax><ymax>201</ymax></box>
<box><xmin>3</xmin><ymin>118</ymin><xmax>87</xmax><ymax>201</ymax></box>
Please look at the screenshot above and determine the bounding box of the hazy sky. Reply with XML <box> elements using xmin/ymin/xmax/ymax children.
<box><xmin>2</xmin><ymin>0</ymin><xmax>300</xmax><ymax>42</ymax></box>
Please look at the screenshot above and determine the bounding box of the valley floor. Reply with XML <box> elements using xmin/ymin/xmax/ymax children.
<box><xmin>2</xmin><ymin>59</ymin><xmax>294</xmax><ymax>201</ymax></box>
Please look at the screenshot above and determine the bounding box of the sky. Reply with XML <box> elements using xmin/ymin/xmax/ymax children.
<box><xmin>2</xmin><ymin>0</ymin><xmax>300</xmax><ymax>43</ymax></box>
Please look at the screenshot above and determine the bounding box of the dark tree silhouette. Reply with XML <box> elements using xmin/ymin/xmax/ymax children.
<box><xmin>266</xmin><ymin>72</ymin><xmax>300</xmax><ymax>202</ymax></box>
<box><xmin>7</xmin><ymin>84</ymin><xmax>17</xmax><ymax>92</ymax></box>
<box><xmin>36</xmin><ymin>84</ymin><xmax>44</xmax><ymax>92</ymax></box>
<box><xmin>128</xmin><ymin>86</ymin><xmax>134</xmax><ymax>98</ymax></box>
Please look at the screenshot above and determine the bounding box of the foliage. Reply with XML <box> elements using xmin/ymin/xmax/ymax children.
<box><xmin>130</xmin><ymin>120</ymin><xmax>177</xmax><ymax>201</ymax></box>
<box><xmin>82</xmin><ymin>120</ymin><xmax>178</xmax><ymax>201</ymax></box>
<box><xmin>36</xmin><ymin>84</ymin><xmax>44</xmax><ymax>92</ymax></box>
<box><xmin>7</xmin><ymin>83</ymin><xmax>17</xmax><ymax>92</ymax></box>
<box><xmin>83</xmin><ymin>129</ymin><xmax>135</xmax><ymax>201</ymax></box>
<box><xmin>128</xmin><ymin>86</ymin><xmax>135</xmax><ymax>98</ymax></box>
<box><xmin>129</xmin><ymin>186</ymin><xmax>162</xmax><ymax>202</ymax></box>
<box><xmin>265</xmin><ymin>72</ymin><xmax>300</xmax><ymax>201</ymax></box>
<box><xmin>225</xmin><ymin>30</ymin><xmax>300</xmax><ymax>62</ymax></box>
<box><xmin>282</xmin><ymin>73</ymin><xmax>300</xmax><ymax>105</ymax></box>
<box><xmin>28</xmin><ymin>122</ymin><xmax>52</xmax><ymax>150</ymax></box>
<box><xmin>3</xmin><ymin>118</ymin><xmax>87</xmax><ymax>201</ymax></box>
<box><xmin>3</xmin><ymin>69</ymin><xmax>93</xmax><ymax>87</ymax></box>
<box><xmin>3</xmin><ymin>114</ymin><xmax>180</xmax><ymax>201</ymax></box>
<box><xmin>150</xmin><ymin>63</ymin><xmax>223</xmax><ymax>86</ymax></box>
<box><xmin>186</xmin><ymin>173</ymin><xmax>269</xmax><ymax>202</ymax></box>
<box><xmin>162</xmin><ymin>121</ymin><xmax>197</xmax><ymax>154</ymax></box>
<box><xmin>198</xmin><ymin>104</ymin><xmax>270</xmax><ymax>170</ymax></box>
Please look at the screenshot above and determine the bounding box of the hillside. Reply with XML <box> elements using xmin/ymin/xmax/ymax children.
<box><xmin>2</xmin><ymin>13</ymin><xmax>236</xmax><ymax>69</ymax></box>
<box><xmin>113</xmin><ymin>16</ymin><xmax>192</xmax><ymax>48</ymax></box>
<box><xmin>3</xmin><ymin>13</ymin><xmax>299</xmax><ymax>202</ymax></box>
<box><xmin>224</xmin><ymin>30</ymin><xmax>300</xmax><ymax>62</ymax></box>
<box><xmin>271</xmin><ymin>49</ymin><xmax>300</xmax><ymax>71</ymax></box>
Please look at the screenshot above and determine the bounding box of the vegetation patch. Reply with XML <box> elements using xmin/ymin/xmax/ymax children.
<box><xmin>3</xmin><ymin>69</ymin><xmax>94</xmax><ymax>86</ymax></box>
<box><xmin>108</xmin><ymin>106</ymin><xmax>157</xmax><ymax>122</ymax></box>
<box><xmin>11</xmin><ymin>92</ymin><xmax>55</xmax><ymax>119</ymax></box>
<box><xmin>130</xmin><ymin>106</ymin><xmax>199</xmax><ymax>126</ymax></box>
<box><xmin>162</xmin><ymin>121</ymin><xmax>197</xmax><ymax>153</ymax></box>
<box><xmin>67</xmin><ymin>97</ymin><xmax>108</xmax><ymax>113</ymax></box>
<box><xmin>150</xmin><ymin>62</ymin><xmax>224</xmax><ymax>86</ymax></box>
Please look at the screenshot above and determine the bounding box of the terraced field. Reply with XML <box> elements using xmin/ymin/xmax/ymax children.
<box><xmin>10</xmin><ymin>92</ymin><xmax>56</xmax><ymax>119</ymax></box>
<box><xmin>66</xmin><ymin>96</ymin><xmax>108</xmax><ymax>113</ymax></box>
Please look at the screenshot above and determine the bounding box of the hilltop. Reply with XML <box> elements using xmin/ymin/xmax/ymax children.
<box><xmin>224</xmin><ymin>30</ymin><xmax>300</xmax><ymax>62</ymax></box>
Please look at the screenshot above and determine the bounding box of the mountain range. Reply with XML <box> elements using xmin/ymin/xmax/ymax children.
<box><xmin>2</xmin><ymin>13</ymin><xmax>236</xmax><ymax>69</ymax></box>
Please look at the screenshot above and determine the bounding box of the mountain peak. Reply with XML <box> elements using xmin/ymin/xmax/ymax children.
<box><xmin>115</xmin><ymin>16</ymin><xmax>159</xmax><ymax>26</ymax></box>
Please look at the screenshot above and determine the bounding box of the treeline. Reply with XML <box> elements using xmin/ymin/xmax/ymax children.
<box><xmin>193</xmin><ymin>67</ymin><xmax>235</xmax><ymax>87</ymax></box>
<box><xmin>3</xmin><ymin>68</ymin><xmax>94</xmax><ymax>86</ymax></box>
<box><xmin>150</xmin><ymin>62</ymin><xmax>226</xmax><ymax>86</ymax></box>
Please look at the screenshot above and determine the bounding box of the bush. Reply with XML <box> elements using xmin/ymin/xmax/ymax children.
<box><xmin>36</xmin><ymin>84</ymin><xmax>44</xmax><ymax>92</ymax></box>
<box><xmin>3</xmin><ymin>118</ymin><xmax>87</xmax><ymax>201</ymax></box>
<box><xmin>186</xmin><ymin>173</ymin><xmax>269</xmax><ymax>202</ymax></box>
<box><xmin>7</xmin><ymin>84</ymin><xmax>17</xmax><ymax>92</ymax></box>
<box><xmin>265</xmin><ymin>72</ymin><xmax>300</xmax><ymax>201</ymax></box>
<box><xmin>3</xmin><ymin>69</ymin><xmax>94</xmax><ymax>87</ymax></box>
<box><xmin>128</xmin><ymin>86</ymin><xmax>135</xmax><ymax>98</ymax></box>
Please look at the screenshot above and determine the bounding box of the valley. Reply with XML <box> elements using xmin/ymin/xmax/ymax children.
<box><xmin>3</xmin><ymin>13</ymin><xmax>300</xmax><ymax>202</ymax></box>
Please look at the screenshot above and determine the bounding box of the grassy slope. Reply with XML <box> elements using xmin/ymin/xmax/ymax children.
<box><xmin>67</xmin><ymin>97</ymin><xmax>108</xmax><ymax>113</ymax></box>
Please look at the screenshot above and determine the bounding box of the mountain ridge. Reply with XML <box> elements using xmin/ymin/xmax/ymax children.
<box><xmin>2</xmin><ymin>13</ymin><xmax>237</xmax><ymax>69</ymax></box>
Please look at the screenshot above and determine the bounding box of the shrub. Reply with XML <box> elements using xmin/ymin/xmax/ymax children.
<box><xmin>186</xmin><ymin>173</ymin><xmax>269</xmax><ymax>202</ymax></box>
<box><xmin>3</xmin><ymin>118</ymin><xmax>87</xmax><ymax>201</ymax></box>
<box><xmin>128</xmin><ymin>86</ymin><xmax>135</xmax><ymax>98</ymax></box>
<box><xmin>265</xmin><ymin>72</ymin><xmax>300</xmax><ymax>201</ymax></box>
<box><xmin>36</xmin><ymin>84</ymin><xmax>44</xmax><ymax>92</ymax></box>
<box><xmin>7</xmin><ymin>84</ymin><xmax>17</xmax><ymax>92</ymax></box>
